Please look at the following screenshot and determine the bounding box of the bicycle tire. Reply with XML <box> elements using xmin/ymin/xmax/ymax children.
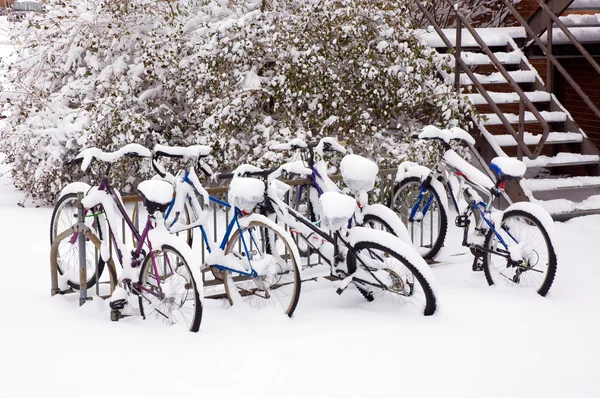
<box><xmin>223</xmin><ymin>220</ymin><xmax>301</xmax><ymax>317</ymax></box>
<box><xmin>346</xmin><ymin>235</ymin><xmax>437</xmax><ymax>316</ymax></box>
<box><xmin>482</xmin><ymin>209</ymin><xmax>557</xmax><ymax>297</ymax></box>
<box><xmin>49</xmin><ymin>192</ymin><xmax>105</xmax><ymax>290</ymax></box>
<box><xmin>389</xmin><ymin>176</ymin><xmax>448</xmax><ymax>260</ymax></box>
<box><xmin>137</xmin><ymin>244</ymin><xmax>203</xmax><ymax>332</ymax></box>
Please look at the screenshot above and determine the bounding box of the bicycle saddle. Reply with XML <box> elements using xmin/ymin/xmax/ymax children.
<box><xmin>319</xmin><ymin>191</ymin><xmax>357</xmax><ymax>231</ymax></box>
<box><xmin>137</xmin><ymin>180</ymin><xmax>173</xmax><ymax>214</ymax></box>
<box><xmin>489</xmin><ymin>157</ymin><xmax>526</xmax><ymax>181</ymax></box>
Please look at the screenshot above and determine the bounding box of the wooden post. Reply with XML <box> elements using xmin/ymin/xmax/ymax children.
<box><xmin>518</xmin><ymin>99</ymin><xmax>525</xmax><ymax>161</ymax></box>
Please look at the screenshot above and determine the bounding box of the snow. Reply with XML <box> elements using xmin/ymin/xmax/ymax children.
<box><xmin>541</xmin><ymin>27</ymin><xmax>600</xmax><ymax>44</ymax></box>
<box><xmin>137</xmin><ymin>180</ymin><xmax>173</xmax><ymax>205</ymax></box>
<box><xmin>418</xmin><ymin>27</ymin><xmax>526</xmax><ymax>48</ymax></box>
<box><xmin>154</xmin><ymin>144</ymin><xmax>212</xmax><ymax>159</ymax></box>
<box><xmin>505</xmin><ymin>201</ymin><xmax>557</xmax><ymax>242</ymax></box>
<box><xmin>319</xmin><ymin>191</ymin><xmax>357</xmax><ymax>231</ymax></box>
<box><xmin>361</xmin><ymin>203</ymin><xmax>412</xmax><ymax>245</ymax></box>
<box><xmin>75</xmin><ymin>143</ymin><xmax>152</xmax><ymax>171</ymax></box>
<box><xmin>3</xmin><ymin>163</ymin><xmax>600</xmax><ymax>396</ymax></box>
<box><xmin>490</xmin><ymin>157</ymin><xmax>527</xmax><ymax>179</ymax></box>
<box><xmin>520</xmin><ymin>152</ymin><xmax>600</xmax><ymax>168</ymax></box>
<box><xmin>340</xmin><ymin>154</ymin><xmax>378</xmax><ymax>194</ymax></box>
<box><xmin>270</xmin><ymin>138</ymin><xmax>308</xmax><ymax>151</ymax></box>
<box><xmin>227</xmin><ymin>177</ymin><xmax>265</xmax><ymax>213</ymax></box>
<box><xmin>465</xmin><ymin>91</ymin><xmax>551</xmax><ymax>105</ymax></box>
<box><xmin>521</xmin><ymin>176</ymin><xmax>600</xmax><ymax>191</ymax></box>
<box><xmin>442</xmin><ymin>50</ymin><xmax>522</xmax><ymax>66</ymax></box>
<box><xmin>482</xmin><ymin>111</ymin><xmax>567</xmax><ymax>125</ymax></box>
<box><xmin>459</xmin><ymin>70</ymin><xmax>537</xmax><ymax>85</ymax></box>
<box><xmin>444</xmin><ymin>150</ymin><xmax>495</xmax><ymax>191</ymax></box>
<box><xmin>314</xmin><ymin>137</ymin><xmax>346</xmax><ymax>155</ymax></box>
<box><xmin>493</xmin><ymin>131</ymin><xmax>583</xmax><ymax>146</ymax></box>
<box><xmin>58</xmin><ymin>181</ymin><xmax>92</xmax><ymax>198</ymax></box>
<box><xmin>267</xmin><ymin>160</ymin><xmax>312</xmax><ymax>182</ymax></box>
<box><xmin>570</xmin><ymin>0</ymin><xmax>600</xmax><ymax>8</ymax></box>
<box><xmin>347</xmin><ymin>227</ymin><xmax>436</xmax><ymax>292</ymax></box>
<box><xmin>419</xmin><ymin>125</ymin><xmax>475</xmax><ymax>145</ymax></box>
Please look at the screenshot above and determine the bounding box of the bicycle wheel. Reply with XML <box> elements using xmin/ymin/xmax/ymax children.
<box><xmin>389</xmin><ymin>176</ymin><xmax>447</xmax><ymax>259</ymax></box>
<box><xmin>346</xmin><ymin>231</ymin><xmax>437</xmax><ymax>316</ymax></box>
<box><xmin>223</xmin><ymin>220</ymin><xmax>301</xmax><ymax>317</ymax></box>
<box><xmin>482</xmin><ymin>209</ymin><xmax>557</xmax><ymax>296</ymax></box>
<box><xmin>137</xmin><ymin>245</ymin><xmax>202</xmax><ymax>332</ymax></box>
<box><xmin>49</xmin><ymin>192</ymin><xmax>105</xmax><ymax>290</ymax></box>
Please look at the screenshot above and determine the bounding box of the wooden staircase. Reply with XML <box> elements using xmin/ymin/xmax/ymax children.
<box><xmin>415</xmin><ymin>0</ymin><xmax>600</xmax><ymax>221</ymax></box>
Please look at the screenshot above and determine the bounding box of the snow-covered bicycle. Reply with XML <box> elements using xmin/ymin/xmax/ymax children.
<box><xmin>233</xmin><ymin>163</ymin><xmax>437</xmax><ymax>316</ymax></box>
<box><xmin>51</xmin><ymin>144</ymin><xmax>203</xmax><ymax>331</ymax></box>
<box><xmin>389</xmin><ymin>126</ymin><xmax>558</xmax><ymax>296</ymax></box>
<box><xmin>151</xmin><ymin>145</ymin><xmax>303</xmax><ymax>317</ymax></box>
<box><xmin>269</xmin><ymin>138</ymin><xmax>411</xmax><ymax>253</ymax></box>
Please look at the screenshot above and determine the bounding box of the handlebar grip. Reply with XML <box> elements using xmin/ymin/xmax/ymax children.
<box><xmin>65</xmin><ymin>157</ymin><xmax>84</xmax><ymax>166</ymax></box>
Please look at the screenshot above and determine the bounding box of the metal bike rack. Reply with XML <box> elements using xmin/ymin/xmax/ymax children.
<box><xmin>50</xmin><ymin>191</ymin><xmax>117</xmax><ymax>304</ymax></box>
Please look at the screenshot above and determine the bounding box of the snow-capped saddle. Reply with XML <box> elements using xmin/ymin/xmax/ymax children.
<box><xmin>137</xmin><ymin>180</ymin><xmax>173</xmax><ymax>214</ymax></box>
<box><xmin>489</xmin><ymin>157</ymin><xmax>526</xmax><ymax>182</ymax></box>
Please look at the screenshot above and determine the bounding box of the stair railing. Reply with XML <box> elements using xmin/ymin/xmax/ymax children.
<box><xmin>414</xmin><ymin>0</ymin><xmax>550</xmax><ymax>160</ymax></box>
<box><xmin>502</xmin><ymin>0</ymin><xmax>600</xmax><ymax>122</ymax></box>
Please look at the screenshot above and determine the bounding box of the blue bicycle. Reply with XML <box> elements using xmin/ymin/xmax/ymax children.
<box><xmin>389</xmin><ymin>126</ymin><xmax>558</xmax><ymax>296</ymax></box>
<box><xmin>152</xmin><ymin>145</ymin><xmax>302</xmax><ymax>316</ymax></box>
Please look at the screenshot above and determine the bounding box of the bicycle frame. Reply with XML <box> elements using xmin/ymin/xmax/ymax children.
<box><xmin>164</xmin><ymin>169</ymin><xmax>262</xmax><ymax>278</ymax></box>
<box><xmin>412</xmin><ymin>157</ymin><xmax>514</xmax><ymax>254</ymax></box>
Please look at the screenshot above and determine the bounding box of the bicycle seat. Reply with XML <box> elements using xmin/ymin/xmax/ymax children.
<box><xmin>340</xmin><ymin>154</ymin><xmax>378</xmax><ymax>194</ymax></box>
<box><xmin>137</xmin><ymin>180</ymin><xmax>173</xmax><ymax>214</ymax></box>
<box><xmin>319</xmin><ymin>191</ymin><xmax>357</xmax><ymax>231</ymax></box>
<box><xmin>489</xmin><ymin>157</ymin><xmax>526</xmax><ymax>181</ymax></box>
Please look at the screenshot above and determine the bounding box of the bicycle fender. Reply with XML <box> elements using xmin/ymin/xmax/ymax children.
<box><xmin>361</xmin><ymin>203</ymin><xmax>412</xmax><ymax>245</ymax></box>
<box><xmin>58</xmin><ymin>182</ymin><xmax>92</xmax><ymax>198</ymax></box>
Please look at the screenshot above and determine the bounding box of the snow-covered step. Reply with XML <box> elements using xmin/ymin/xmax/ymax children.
<box><xmin>465</xmin><ymin>91</ymin><xmax>551</xmax><ymax>105</ymax></box>
<box><xmin>459</xmin><ymin>70</ymin><xmax>537</xmax><ymax>85</ymax></box>
<box><xmin>532</xmin><ymin>195</ymin><xmax>600</xmax><ymax>220</ymax></box>
<box><xmin>493</xmin><ymin>132</ymin><xmax>583</xmax><ymax>147</ymax></box>
<box><xmin>522</xmin><ymin>176</ymin><xmax>600</xmax><ymax>192</ymax></box>
<box><xmin>443</xmin><ymin>51</ymin><xmax>522</xmax><ymax>66</ymax></box>
<box><xmin>520</xmin><ymin>152</ymin><xmax>600</xmax><ymax>168</ymax></box>
<box><xmin>482</xmin><ymin>111</ymin><xmax>568</xmax><ymax>125</ymax></box>
<box><xmin>419</xmin><ymin>27</ymin><xmax>526</xmax><ymax>48</ymax></box>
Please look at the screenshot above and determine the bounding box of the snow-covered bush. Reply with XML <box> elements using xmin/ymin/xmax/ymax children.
<box><xmin>0</xmin><ymin>0</ymin><xmax>475</xmax><ymax>203</ymax></box>
<box><xmin>407</xmin><ymin>0</ymin><xmax>521</xmax><ymax>28</ymax></box>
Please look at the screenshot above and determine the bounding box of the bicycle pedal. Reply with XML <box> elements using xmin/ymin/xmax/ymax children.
<box><xmin>109</xmin><ymin>299</ymin><xmax>127</xmax><ymax>311</ymax></box>
<box><xmin>471</xmin><ymin>257</ymin><xmax>484</xmax><ymax>272</ymax></box>
<box><xmin>110</xmin><ymin>310</ymin><xmax>121</xmax><ymax>322</ymax></box>
<box><xmin>455</xmin><ymin>215</ymin><xmax>470</xmax><ymax>228</ymax></box>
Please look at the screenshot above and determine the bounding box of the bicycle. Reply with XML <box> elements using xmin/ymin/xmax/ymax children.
<box><xmin>151</xmin><ymin>145</ymin><xmax>303</xmax><ymax>317</ymax></box>
<box><xmin>230</xmin><ymin>162</ymin><xmax>437</xmax><ymax>316</ymax></box>
<box><xmin>389</xmin><ymin>126</ymin><xmax>558</xmax><ymax>296</ymax></box>
<box><xmin>269</xmin><ymin>138</ymin><xmax>411</xmax><ymax>253</ymax></box>
<box><xmin>52</xmin><ymin>144</ymin><xmax>203</xmax><ymax>331</ymax></box>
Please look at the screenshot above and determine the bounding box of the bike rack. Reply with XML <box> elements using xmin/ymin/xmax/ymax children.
<box><xmin>50</xmin><ymin>191</ymin><xmax>118</xmax><ymax>304</ymax></box>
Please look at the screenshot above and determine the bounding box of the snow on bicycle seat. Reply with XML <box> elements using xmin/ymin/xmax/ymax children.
<box><xmin>418</xmin><ymin>125</ymin><xmax>476</xmax><ymax>146</ymax></box>
<box><xmin>489</xmin><ymin>157</ymin><xmax>526</xmax><ymax>181</ymax></box>
<box><xmin>137</xmin><ymin>180</ymin><xmax>173</xmax><ymax>214</ymax></box>
<box><xmin>228</xmin><ymin>177</ymin><xmax>265</xmax><ymax>213</ymax></box>
<box><xmin>153</xmin><ymin>144</ymin><xmax>211</xmax><ymax>159</ymax></box>
<box><xmin>319</xmin><ymin>191</ymin><xmax>357</xmax><ymax>231</ymax></box>
<box><xmin>340</xmin><ymin>154</ymin><xmax>378</xmax><ymax>193</ymax></box>
<box><xmin>75</xmin><ymin>144</ymin><xmax>151</xmax><ymax>171</ymax></box>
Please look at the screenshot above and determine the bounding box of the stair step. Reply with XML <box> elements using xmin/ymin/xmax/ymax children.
<box><xmin>459</xmin><ymin>70</ymin><xmax>537</xmax><ymax>85</ymax></box>
<box><xmin>522</xmin><ymin>176</ymin><xmax>600</xmax><ymax>192</ymax></box>
<box><xmin>529</xmin><ymin>193</ymin><xmax>600</xmax><ymax>220</ymax></box>
<box><xmin>419</xmin><ymin>27</ymin><xmax>526</xmax><ymax>48</ymax></box>
<box><xmin>520</xmin><ymin>153</ymin><xmax>600</xmax><ymax>168</ymax></box>
<box><xmin>443</xmin><ymin>51</ymin><xmax>522</xmax><ymax>66</ymax></box>
<box><xmin>466</xmin><ymin>91</ymin><xmax>551</xmax><ymax>105</ymax></box>
<box><xmin>482</xmin><ymin>111</ymin><xmax>568</xmax><ymax>125</ymax></box>
<box><xmin>493</xmin><ymin>132</ymin><xmax>583</xmax><ymax>147</ymax></box>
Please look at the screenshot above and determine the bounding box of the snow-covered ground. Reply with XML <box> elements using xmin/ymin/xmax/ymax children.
<box><xmin>1</xmin><ymin>164</ymin><xmax>600</xmax><ymax>397</ymax></box>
